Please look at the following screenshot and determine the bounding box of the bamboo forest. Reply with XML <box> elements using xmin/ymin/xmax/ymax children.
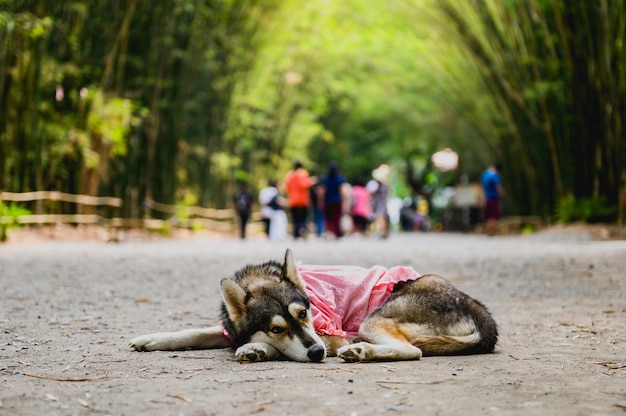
<box><xmin>1</xmin><ymin>0</ymin><xmax>625</xmax><ymax>225</ymax></box>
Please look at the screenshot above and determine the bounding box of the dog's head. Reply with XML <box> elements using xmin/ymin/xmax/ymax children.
<box><xmin>220</xmin><ymin>249</ymin><xmax>326</xmax><ymax>362</ymax></box>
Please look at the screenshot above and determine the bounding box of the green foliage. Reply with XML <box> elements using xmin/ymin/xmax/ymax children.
<box><xmin>438</xmin><ymin>0</ymin><xmax>625</xmax><ymax>220</ymax></box>
<box><xmin>555</xmin><ymin>196</ymin><xmax>616</xmax><ymax>224</ymax></box>
<box><xmin>86</xmin><ymin>91</ymin><xmax>137</xmax><ymax>158</ymax></box>
<box><xmin>0</xmin><ymin>202</ymin><xmax>32</xmax><ymax>241</ymax></box>
<box><xmin>1</xmin><ymin>202</ymin><xmax>31</xmax><ymax>223</ymax></box>
<box><xmin>0</xmin><ymin>0</ymin><xmax>623</xmax><ymax>226</ymax></box>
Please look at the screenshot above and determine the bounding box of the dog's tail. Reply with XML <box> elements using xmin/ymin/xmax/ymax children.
<box><xmin>416</xmin><ymin>299</ymin><xmax>498</xmax><ymax>356</ymax></box>
<box><xmin>413</xmin><ymin>333</ymin><xmax>482</xmax><ymax>356</ymax></box>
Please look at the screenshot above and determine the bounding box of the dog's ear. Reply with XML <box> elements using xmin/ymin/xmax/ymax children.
<box><xmin>281</xmin><ymin>249</ymin><xmax>306</xmax><ymax>291</ymax></box>
<box><xmin>220</xmin><ymin>278</ymin><xmax>246</xmax><ymax>323</ymax></box>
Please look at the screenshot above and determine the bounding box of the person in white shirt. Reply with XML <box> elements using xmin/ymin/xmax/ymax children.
<box><xmin>258</xmin><ymin>181</ymin><xmax>287</xmax><ymax>240</ymax></box>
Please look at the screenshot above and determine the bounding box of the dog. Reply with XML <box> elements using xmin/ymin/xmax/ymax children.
<box><xmin>129</xmin><ymin>249</ymin><xmax>498</xmax><ymax>362</ymax></box>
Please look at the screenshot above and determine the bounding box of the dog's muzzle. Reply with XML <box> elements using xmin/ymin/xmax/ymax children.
<box><xmin>307</xmin><ymin>345</ymin><xmax>325</xmax><ymax>362</ymax></box>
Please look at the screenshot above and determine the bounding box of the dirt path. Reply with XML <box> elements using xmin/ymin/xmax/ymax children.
<box><xmin>1</xmin><ymin>230</ymin><xmax>625</xmax><ymax>415</ymax></box>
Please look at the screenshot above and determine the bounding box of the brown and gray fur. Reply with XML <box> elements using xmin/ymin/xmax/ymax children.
<box><xmin>129</xmin><ymin>249</ymin><xmax>498</xmax><ymax>362</ymax></box>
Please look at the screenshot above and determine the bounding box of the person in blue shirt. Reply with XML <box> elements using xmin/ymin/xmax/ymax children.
<box><xmin>481</xmin><ymin>163</ymin><xmax>505</xmax><ymax>236</ymax></box>
<box><xmin>319</xmin><ymin>161</ymin><xmax>347</xmax><ymax>238</ymax></box>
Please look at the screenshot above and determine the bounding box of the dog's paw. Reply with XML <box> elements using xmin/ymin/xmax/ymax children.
<box><xmin>235</xmin><ymin>343</ymin><xmax>272</xmax><ymax>363</ymax></box>
<box><xmin>337</xmin><ymin>343</ymin><xmax>369</xmax><ymax>363</ymax></box>
<box><xmin>129</xmin><ymin>334</ymin><xmax>164</xmax><ymax>351</ymax></box>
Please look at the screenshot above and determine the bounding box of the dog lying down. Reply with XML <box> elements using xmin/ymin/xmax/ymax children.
<box><xmin>130</xmin><ymin>249</ymin><xmax>498</xmax><ymax>362</ymax></box>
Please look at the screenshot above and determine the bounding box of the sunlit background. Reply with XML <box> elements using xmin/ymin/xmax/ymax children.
<box><xmin>1</xmin><ymin>0</ymin><xmax>624</xmax><ymax>228</ymax></box>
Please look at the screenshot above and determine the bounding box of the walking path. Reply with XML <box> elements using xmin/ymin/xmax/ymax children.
<box><xmin>1</xmin><ymin>230</ymin><xmax>625</xmax><ymax>415</ymax></box>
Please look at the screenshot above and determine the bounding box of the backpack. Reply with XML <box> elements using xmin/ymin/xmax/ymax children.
<box><xmin>268</xmin><ymin>194</ymin><xmax>282</xmax><ymax>210</ymax></box>
<box><xmin>235</xmin><ymin>191</ymin><xmax>251</xmax><ymax>214</ymax></box>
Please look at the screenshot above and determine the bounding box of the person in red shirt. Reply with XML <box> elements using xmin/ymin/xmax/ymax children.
<box><xmin>283</xmin><ymin>161</ymin><xmax>314</xmax><ymax>239</ymax></box>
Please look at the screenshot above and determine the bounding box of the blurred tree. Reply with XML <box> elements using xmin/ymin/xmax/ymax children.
<box><xmin>438</xmin><ymin>0</ymin><xmax>625</xmax><ymax>220</ymax></box>
<box><xmin>1</xmin><ymin>0</ymin><xmax>623</xmax><ymax>224</ymax></box>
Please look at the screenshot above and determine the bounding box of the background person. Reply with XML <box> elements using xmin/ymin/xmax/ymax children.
<box><xmin>258</xmin><ymin>180</ymin><xmax>279</xmax><ymax>237</ymax></box>
<box><xmin>351</xmin><ymin>178</ymin><xmax>372</xmax><ymax>235</ymax></box>
<box><xmin>481</xmin><ymin>162</ymin><xmax>505</xmax><ymax>236</ymax></box>
<box><xmin>367</xmin><ymin>164</ymin><xmax>390</xmax><ymax>239</ymax></box>
<box><xmin>309</xmin><ymin>180</ymin><xmax>325</xmax><ymax>237</ymax></box>
<box><xmin>283</xmin><ymin>161</ymin><xmax>314</xmax><ymax>239</ymax></box>
<box><xmin>233</xmin><ymin>182</ymin><xmax>253</xmax><ymax>239</ymax></box>
<box><xmin>319</xmin><ymin>161</ymin><xmax>347</xmax><ymax>238</ymax></box>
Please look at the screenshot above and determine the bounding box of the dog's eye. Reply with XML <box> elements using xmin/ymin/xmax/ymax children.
<box><xmin>298</xmin><ymin>310</ymin><xmax>307</xmax><ymax>320</ymax></box>
<box><xmin>270</xmin><ymin>326</ymin><xmax>285</xmax><ymax>335</ymax></box>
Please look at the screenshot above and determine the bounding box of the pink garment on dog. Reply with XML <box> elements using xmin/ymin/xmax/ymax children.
<box><xmin>298</xmin><ymin>265</ymin><xmax>422</xmax><ymax>338</ymax></box>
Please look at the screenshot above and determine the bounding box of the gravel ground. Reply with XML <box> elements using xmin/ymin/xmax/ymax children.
<box><xmin>1</xmin><ymin>229</ymin><xmax>625</xmax><ymax>415</ymax></box>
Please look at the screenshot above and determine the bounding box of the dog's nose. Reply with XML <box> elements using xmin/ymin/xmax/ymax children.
<box><xmin>307</xmin><ymin>345</ymin><xmax>325</xmax><ymax>362</ymax></box>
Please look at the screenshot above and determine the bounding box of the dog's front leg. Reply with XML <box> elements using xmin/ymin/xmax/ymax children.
<box><xmin>320</xmin><ymin>335</ymin><xmax>351</xmax><ymax>356</ymax></box>
<box><xmin>235</xmin><ymin>342</ymin><xmax>281</xmax><ymax>363</ymax></box>
<box><xmin>129</xmin><ymin>326</ymin><xmax>231</xmax><ymax>351</ymax></box>
<box><xmin>337</xmin><ymin>317</ymin><xmax>423</xmax><ymax>362</ymax></box>
<box><xmin>337</xmin><ymin>340</ymin><xmax>423</xmax><ymax>362</ymax></box>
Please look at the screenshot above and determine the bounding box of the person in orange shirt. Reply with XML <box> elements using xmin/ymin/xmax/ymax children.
<box><xmin>283</xmin><ymin>161</ymin><xmax>314</xmax><ymax>239</ymax></box>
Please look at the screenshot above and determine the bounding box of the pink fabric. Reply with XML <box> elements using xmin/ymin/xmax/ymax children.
<box><xmin>221</xmin><ymin>323</ymin><xmax>234</xmax><ymax>345</ymax></box>
<box><xmin>298</xmin><ymin>265</ymin><xmax>421</xmax><ymax>338</ymax></box>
